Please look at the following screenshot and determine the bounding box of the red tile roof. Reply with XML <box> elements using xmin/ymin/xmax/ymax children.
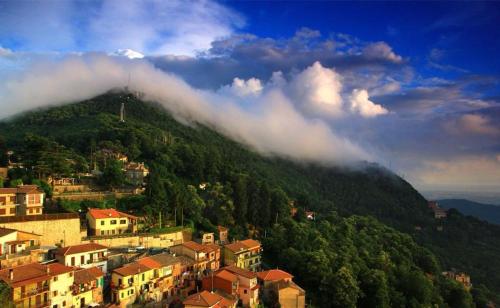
<box><xmin>56</xmin><ymin>243</ymin><xmax>108</xmax><ymax>256</ymax></box>
<box><xmin>16</xmin><ymin>185</ymin><xmax>44</xmax><ymax>194</ymax></box>
<box><xmin>0</xmin><ymin>228</ymin><xmax>17</xmax><ymax>237</ymax></box>
<box><xmin>87</xmin><ymin>208</ymin><xmax>138</xmax><ymax>220</ymax></box>
<box><xmin>224</xmin><ymin>239</ymin><xmax>261</xmax><ymax>253</ymax></box>
<box><xmin>183</xmin><ymin>241</ymin><xmax>220</xmax><ymax>254</ymax></box>
<box><xmin>74</xmin><ymin>267</ymin><xmax>103</xmax><ymax>284</ymax></box>
<box><xmin>223</xmin><ymin>266</ymin><xmax>256</xmax><ymax>279</ymax></box>
<box><xmin>183</xmin><ymin>290</ymin><xmax>234</xmax><ymax>307</ymax></box>
<box><xmin>215</xmin><ymin>270</ymin><xmax>238</xmax><ymax>283</ymax></box>
<box><xmin>256</xmin><ymin>269</ymin><xmax>293</xmax><ymax>282</ymax></box>
<box><xmin>0</xmin><ymin>188</ymin><xmax>17</xmax><ymax>194</ymax></box>
<box><xmin>113</xmin><ymin>262</ymin><xmax>151</xmax><ymax>277</ymax></box>
<box><xmin>0</xmin><ymin>263</ymin><xmax>73</xmax><ymax>288</ymax></box>
<box><xmin>136</xmin><ymin>257</ymin><xmax>161</xmax><ymax>269</ymax></box>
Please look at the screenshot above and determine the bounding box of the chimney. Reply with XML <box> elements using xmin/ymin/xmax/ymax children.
<box><xmin>9</xmin><ymin>269</ymin><xmax>13</xmax><ymax>280</ymax></box>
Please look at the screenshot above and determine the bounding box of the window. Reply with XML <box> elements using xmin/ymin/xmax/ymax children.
<box><xmin>120</xmin><ymin>219</ymin><xmax>127</xmax><ymax>224</ymax></box>
<box><xmin>142</xmin><ymin>273</ymin><xmax>145</xmax><ymax>281</ymax></box>
<box><xmin>100</xmin><ymin>221</ymin><xmax>105</xmax><ymax>225</ymax></box>
<box><xmin>244</xmin><ymin>289</ymin><xmax>247</xmax><ymax>294</ymax></box>
<box><xmin>53</xmin><ymin>276</ymin><xmax>58</xmax><ymax>282</ymax></box>
<box><xmin>121</xmin><ymin>293</ymin><xmax>124</xmax><ymax>299</ymax></box>
<box><xmin>111</xmin><ymin>220</ymin><xmax>117</xmax><ymax>225</ymax></box>
<box><xmin>9</xmin><ymin>208</ymin><xmax>15</xmax><ymax>214</ymax></box>
<box><xmin>71</xmin><ymin>257</ymin><xmax>75</xmax><ymax>266</ymax></box>
<box><xmin>81</xmin><ymin>255</ymin><xmax>85</xmax><ymax>264</ymax></box>
<box><xmin>62</xmin><ymin>301</ymin><xmax>66</xmax><ymax>307</ymax></box>
<box><xmin>100</xmin><ymin>230</ymin><xmax>104</xmax><ymax>235</ymax></box>
<box><xmin>53</xmin><ymin>291</ymin><xmax>57</xmax><ymax>296</ymax></box>
<box><xmin>130</xmin><ymin>289</ymin><xmax>134</xmax><ymax>294</ymax></box>
<box><xmin>112</xmin><ymin>230</ymin><xmax>115</xmax><ymax>235</ymax></box>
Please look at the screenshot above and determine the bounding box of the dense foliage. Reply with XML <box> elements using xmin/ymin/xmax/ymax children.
<box><xmin>1</xmin><ymin>92</ymin><xmax>499</xmax><ymax>305</ymax></box>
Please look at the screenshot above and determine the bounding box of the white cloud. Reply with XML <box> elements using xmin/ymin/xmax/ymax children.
<box><xmin>218</xmin><ymin>77</ymin><xmax>263</xmax><ymax>97</ymax></box>
<box><xmin>0</xmin><ymin>54</ymin><xmax>370</xmax><ymax>165</ymax></box>
<box><xmin>363</xmin><ymin>42</ymin><xmax>403</xmax><ymax>63</ymax></box>
<box><xmin>288</xmin><ymin>61</ymin><xmax>344</xmax><ymax>117</ymax></box>
<box><xmin>349</xmin><ymin>89</ymin><xmax>388</xmax><ymax>118</ymax></box>
<box><xmin>0</xmin><ymin>0</ymin><xmax>244</xmax><ymax>56</ymax></box>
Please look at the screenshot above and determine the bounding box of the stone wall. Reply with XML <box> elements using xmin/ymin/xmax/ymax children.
<box><xmin>0</xmin><ymin>213</ymin><xmax>81</xmax><ymax>246</ymax></box>
<box><xmin>82</xmin><ymin>229</ymin><xmax>192</xmax><ymax>249</ymax></box>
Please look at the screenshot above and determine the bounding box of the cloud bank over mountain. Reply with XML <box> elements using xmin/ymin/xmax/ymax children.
<box><xmin>0</xmin><ymin>54</ymin><xmax>371</xmax><ymax>165</ymax></box>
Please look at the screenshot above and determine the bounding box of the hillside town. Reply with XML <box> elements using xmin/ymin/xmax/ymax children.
<box><xmin>0</xmin><ymin>151</ymin><xmax>306</xmax><ymax>308</ymax></box>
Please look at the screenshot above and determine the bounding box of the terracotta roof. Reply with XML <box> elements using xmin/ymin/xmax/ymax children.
<box><xmin>47</xmin><ymin>263</ymin><xmax>74</xmax><ymax>276</ymax></box>
<box><xmin>56</xmin><ymin>243</ymin><xmax>108</xmax><ymax>256</ymax></box>
<box><xmin>223</xmin><ymin>266</ymin><xmax>256</xmax><ymax>279</ymax></box>
<box><xmin>5</xmin><ymin>240</ymin><xmax>28</xmax><ymax>245</ymax></box>
<box><xmin>224</xmin><ymin>239</ymin><xmax>260</xmax><ymax>253</ymax></box>
<box><xmin>87</xmin><ymin>208</ymin><xmax>138</xmax><ymax>220</ymax></box>
<box><xmin>148</xmin><ymin>253</ymin><xmax>181</xmax><ymax>267</ymax></box>
<box><xmin>113</xmin><ymin>262</ymin><xmax>151</xmax><ymax>277</ymax></box>
<box><xmin>240</xmin><ymin>239</ymin><xmax>260</xmax><ymax>249</ymax></box>
<box><xmin>0</xmin><ymin>188</ymin><xmax>17</xmax><ymax>194</ymax></box>
<box><xmin>0</xmin><ymin>263</ymin><xmax>73</xmax><ymax>288</ymax></box>
<box><xmin>217</xmin><ymin>226</ymin><xmax>228</xmax><ymax>232</ymax></box>
<box><xmin>256</xmin><ymin>269</ymin><xmax>293</xmax><ymax>282</ymax></box>
<box><xmin>177</xmin><ymin>255</ymin><xmax>195</xmax><ymax>267</ymax></box>
<box><xmin>183</xmin><ymin>290</ymin><xmax>225</xmax><ymax>307</ymax></box>
<box><xmin>0</xmin><ymin>227</ymin><xmax>17</xmax><ymax>237</ymax></box>
<box><xmin>215</xmin><ymin>270</ymin><xmax>238</xmax><ymax>283</ymax></box>
<box><xmin>224</xmin><ymin>242</ymin><xmax>247</xmax><ymax>253</ymax></box>
<box><xmin>182</xmin><ymin>241</ymin><xmax>207</xmax><ymax>252</ymax></box>
<box><xmin>275</xmin><ymin>280</ymin><xmax>305</xmax><ymax>294</ymax></box>
<box><xmin>74</xmin><ymin>267</ymin><xmax>103</xmax><ymax>285</ymax></box>
<box><xmin>16</xmin><ymin>185</ymin><xmax>43</xmax><ymax>194</ymax></box>
<box><xmin>136</xmin><ymin>257</ymin><xmax>161</xmax><ymax>269</ymax></box>
<box><xmin>202</xmin><ymin>244</ymin><xmax>221</xmax><ymax>254</ymax></box>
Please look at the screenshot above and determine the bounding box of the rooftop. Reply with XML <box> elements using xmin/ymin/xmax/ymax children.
<box><xmin>113</xmin><ymin>262</ymin><xmax>151</xmax><ymax>277</ymax></box>
<box><xmin>56</xmin><ymin>243</ymin><xmax>108</xmax><ymax>256</ymax></box>
<box><xmin>74</xmin><ymin>267</ymin><xmax>103</xmax><ymax>285</ymax></box>
<box><xmin>87</xmin><ymin>208</ymin><xmax>138</xmax><ymax>220</ymax></box>
<box><xmin>224</xmin><ymin>239</ymin><xmax>261</xmax><ymax>253</ymax></box>
<box><xmin>223</xmin><ymin>265</ymin><xmax>256</xmax><ymax>279</ymax></box>
<box><xmin>256</xmin><ymin>269</ymin><xmax>293</xmax><ymax>282</ymax></box>
<box><xmin>183</xmin><ymin>290</ymin><xmax>236</xmax><ymax>308</ymax></box>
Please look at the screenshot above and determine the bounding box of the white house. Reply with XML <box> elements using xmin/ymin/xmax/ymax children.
<box><xmin>55</xmin><ymin>243</ymin><xmax>108</xmax><ymax>273</ymax></box>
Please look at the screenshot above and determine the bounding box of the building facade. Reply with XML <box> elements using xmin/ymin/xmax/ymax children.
<box><xmin>86</xmin><ymin>208</ymin><xmax>138</xmax><ymax>236</ymax></box>
<box><xmin>55</xmin><ymin>243</ymin><xmax>108</xmax><ymax>273</ymax></box>
<box><xmin>224</xmin><ymin>239</ymin><xmax>262</xmax><ymax>272</ymax></box>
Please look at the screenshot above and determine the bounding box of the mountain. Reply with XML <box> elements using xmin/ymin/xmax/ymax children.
<box><xmin>438</xmin><ymin>199</ymin><xmax>500</xmax><ymax>225</ymax></box>
<box><xmin>111</xmin><ymin>48</ymin><xmax>145</xmax><ymax>59</ymax></box>
<box><xmin>1</xmin><ymin>92</ymin><xmax>499</xmax><ymax>305</ymax></box>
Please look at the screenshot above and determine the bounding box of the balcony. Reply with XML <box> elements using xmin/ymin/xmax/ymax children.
<box><xmin>18</xmin><ymin>285</ymin><xmax>49</xmax><ymax>299</ymax></box>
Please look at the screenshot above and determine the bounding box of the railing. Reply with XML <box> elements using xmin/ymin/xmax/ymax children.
<box><xmin>0</xmin><ymin>246</ymin><xmax>41</xmax><ymax>260</ymax></box>
<box><xmin>18</xmin><ymin>285</ymin><xmax>49</xmax><ymax>299</ymax></box>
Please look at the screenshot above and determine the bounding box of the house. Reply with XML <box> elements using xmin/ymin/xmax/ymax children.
<box><xmin>224</xmin><ymin>239</ymin><xmax>262</xmax><ymax>272</ymax></box>
<box><xmin>0</xmin><ymin>188</ymin><xmax>17</xmax><ymax>217</ymax></box>
<box><xmin>305</xmin><ymin>211</ymin><xmax>315</xmax><ymax>220</ymax></box>
<box><xmin>0</xmin><ymin>262</ymin><xmax>74</xmax><ymax>308</ymax></box>
<box><xmin>443</xmin><ymin>270</ymin><xmax>472</xmax><ymax>290</ymax></box>
<box><xmin>124</xmin><ymin>162</ymin><xmax>149</xmax><ymax>185</ymax></box>
<box><xmin>183</xmin><ymin>290</ymin><xmax>237</xmax><ymax>308</ymax></box>
<box><xmin>223</xmin><ymin>266</ymin><xmax>260</xmax><ymax>307</ymax></box>
<box><xmin>0</xmin><ymin>185</ymin><xmax>45</xmax><ymax>217</ymax></box>
<box><xmin>217</xmin><ymin>226</ymin><xmax>228</xmax><ymax>245</ymax></box>
<box><xmin>202</xmin><ymin>269</ymin><xmax>239</xmax><ymax>295</ymax></box>
<box><xmin>15</xmin><ymin>185</ymin><xmax>45</xmax><ymax>216</ymax></box>
<box><xmin>170</xmin><ymin>241</ymin><xmax>221</xmax><ymax>277</ymax></box>
<box><xmin>135</xmin><ymin>253</ymin><xmax>182</xmax><ymax>299</ymax></box>
<box><xmin>428</xmin><ymin>201</ymin><xmax>448</xmax><ymax>219</ymax></box>
<box><xmin>72</xmin><ymin>267</ymin><xmax>104</xmax><ymax>307</ymax></box>
<box><xmin>201</xmin><ymin>232</ymin><xmax>215</xmax><ymax>245</ymax></box>
<box><xmin>86</xmin><ymin>208</ymin><xmax>139</xmax><ymax>236</ymax></box>
<box><xmin>111</xmin><ymin>261</ymin><xmax>155</xmax><ymax>305</ymax></box>
<box><xmin>257</xmin><ymin>269</ymin><xmax>305</xmax><ymax>308</ymax></box>
<box><xmin>0</xmin><ymin>227</ymin><xmax>40</xmax><ymax>256</ymax></box>
<box><xmin>55</xmin><ymin>243</ymin><xmax>108</xmax><ymax>273</ymax></box>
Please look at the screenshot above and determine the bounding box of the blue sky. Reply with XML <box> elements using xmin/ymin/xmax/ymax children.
<box><xmin>0</xmin><ymin>0</ymin><xmax>499</xmax><ymax>200</ymax></box>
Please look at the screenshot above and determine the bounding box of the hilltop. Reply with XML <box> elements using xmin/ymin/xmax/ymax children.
<box><xmin>1</xmin><ymin>92</ymin><xmax>499</xmax><ymax>305</ymax></box>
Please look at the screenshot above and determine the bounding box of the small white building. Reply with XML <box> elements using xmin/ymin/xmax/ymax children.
<box><xmin>55</xmin><ymin>243</ymin><xmax>109</xmax><ymax>273</ymax></box>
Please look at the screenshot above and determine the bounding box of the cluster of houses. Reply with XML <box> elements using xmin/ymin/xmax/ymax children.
<box><xmin>0</xmin><ymin>188</ymin><xmax>306</xmax><ymax>308</ymax></box>
<box><xmin>428</xmin><ymin>201</ymin><xmax>448</xmax><ymax>219</ymax></box>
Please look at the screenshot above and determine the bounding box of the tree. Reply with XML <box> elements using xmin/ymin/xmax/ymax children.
<box><xmin>231</xmin><ymin>174</ymin><xmax>248</xmax><ymax>225</ymax></box>
<box><xmin>100</xmin><ymin>159</ymin><xmax>125</xmax><ymax>189</ymax></box>
<box><xmin>359</xmin><ymin>269</ymin><xmax>390</xmax><ymax>308</ymax></box>
<box><xmin>331</xmin><ymin>266</ymin><xmax>360</xmax><ymax>308</ymax></box>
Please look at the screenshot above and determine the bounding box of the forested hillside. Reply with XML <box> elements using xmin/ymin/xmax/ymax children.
<box><xmin>1</xmin><ymin>92</ymin><xmax>499</xmax><ymax>306</ymax></box>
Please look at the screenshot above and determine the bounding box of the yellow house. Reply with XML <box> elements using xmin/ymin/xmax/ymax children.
<box><xmin>0</xmin><ymin>262</ymin><xmax>74</xmax><ymax>308</ymax></box>
<box><xmin>224</xmin><ymin>239</ymin><xmax>262</xmax><ymax>272</ymax></box>
<box><xmin>72</xmin><ymin>267</ymin><xmax>104</xmax><ymax>308</ymax></box>
<box><xmin>86</xmin><ymin>208</ymin><xmax>138</xmax><ymax>236</ymax></box>
<box><xmin>0</xmin><ymin>188</ymin><xmax>17</xmax><ymax>217</ymax></box>
<box><xmin>111</xmin><ymin>262</ymin><xmax>155</xmax><ymax>306</ymax></box>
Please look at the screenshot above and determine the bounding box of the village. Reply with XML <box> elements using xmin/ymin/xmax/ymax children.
<box><xmin>0</xmin><ymin>149</ymin><xmax>307</xmax><ymax>308</ymax></box>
